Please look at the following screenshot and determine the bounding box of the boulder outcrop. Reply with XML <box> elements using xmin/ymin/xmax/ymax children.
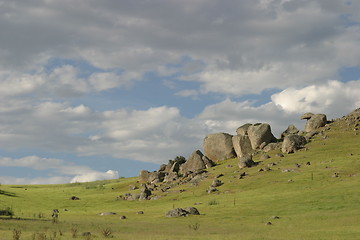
<box><xmin>281</xmin><ymin>134</ymin><xmax>307</xmax><ymax>154</ymax></box>
<box><xmin>302</xmin><ymin>113</ymin><xmax>327</xmax><ymax>132</ymax></box>
<box><xmin>180</xmin><ymin>150</ymin><xmax>213</xmax><ymax>174</ymax></box>
<box><xmin>232</xmin><ymin>135</ymin><xmax>252</xmax><ymax>158</ymax></box>
<box><xmin>247</xmin><ymin>123</ymin><xmax>277</xmax><ymax>149</ymax></box>
<box><xmin>203</xmin><ymin>133</ymin><xmax>236</xmax><ymax>162</ymax></box>
<box><xmin>280</xmin><ymin>125</ymin><xmax>299</xmax><ymax>139</ymax></box>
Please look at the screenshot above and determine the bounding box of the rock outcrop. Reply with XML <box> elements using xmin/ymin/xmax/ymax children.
<box><xmin>281</xmin><ymin>134</ymin><xmax>307</xmax><ymax>154</ymax></box>
<box><xmin>280</xmin><ymin>125</ymin><xmax>299</xmax><ymax>139</ymax></box>
<box><xmin>238</xmin><ymin>154</ymin><xmax>257</xmax><ymax>169</ymax></box>
<box><xmin>302</xmin><ymin>113</ymin><xmax>327</xmax><ymax>132</ymax></box>
<box><xmin>203</xmin><ymin>133</ymin><xmax>236</xmax><ymax>162</ymax></box>
<box><xmin>180</xmin><ymin>150</ymin><xmax>213</xmax><ymax>175</ymax></box>
<box><xmin>247</xmin><ymin>123</ymin><xmax>277</xmax><ymax>149</ymax></box>
<box><xmin>165</xmin><ymin>207</ymin><xmax>200</xmax><ymax>217</ymax></box>
<box><xmin>232</xmin><ymin>135</ymin><xmax>252</xmax><ymax>158</ymax></box>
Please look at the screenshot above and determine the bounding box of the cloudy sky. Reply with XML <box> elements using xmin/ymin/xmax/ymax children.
<box><xmin>0</xmin><ymin>0</ymin><xmax>360</xmax><ymax>184</ymax></box>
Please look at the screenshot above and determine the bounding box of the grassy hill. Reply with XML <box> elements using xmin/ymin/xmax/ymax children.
<box><xmin>1</xmin><ymin>111</ymin><xmax>359</xmax><ymax>240</ymax></box>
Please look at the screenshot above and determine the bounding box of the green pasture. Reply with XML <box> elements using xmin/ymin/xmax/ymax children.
<box><xmin>1</xmin><ymin>119</ymin><xmax>359</xmax><ymax>239</ymax></box>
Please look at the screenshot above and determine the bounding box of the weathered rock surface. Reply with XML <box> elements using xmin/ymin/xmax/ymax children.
<box><xmin>303</xmin><ymin>114</ymin><xmax>327</xmax><ymax>132</ymax></box>
<box><xmin>236</xmin><ymin>123</ymin><xmax>252</xmax><ymax>136</ymax></box>
<box><xmin>165</xmin><ymin>207</ymin><xmax>200</xmax><ymax>217</ymax></box>
<box><xmin>232</xmin><ymin>135</ymin><xmax>253</xmax><ymax>158</ymax></box>
<box><xmin>247</xmin><ymin>123</ymin><xmax>277</xmax><ymax>149</ymax></box>
<box><xmin>280</xmin><ymin>125</ymin><xmax>299</xmax><ymax>139</ymax></box>
<box><xmin>282</xmin><ymin>134</ymin><xmax>307</xmax><ymax>154</ymax></box>
<box><xmin>180</xmin><ymin>150</ymin><xmax>214</xmax><ymax>174</ymax></box>
<box><xmin>203</xmin><ymin>133</ymin><xmax>236</xmax><ymax>162</ymax></box>
<box><xmin>238</xmin><ymin>155</ymin><xmax>257</xmax><ymax>169</ymax></box>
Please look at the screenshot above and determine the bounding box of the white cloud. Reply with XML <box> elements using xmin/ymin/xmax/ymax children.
<box><xmin>0</xmin><ymin>155</ymin><xmax>119</xmax><ymax>184</ymax></box>
<box><xmin>70</xmin><ymin>170</ymin><xmax>119</xmax><ymax>183</ymax></box>
<box><xmin>272</xmin><ymin>80</ymin><xmax>360</xmax><ymax>117</ymax></box>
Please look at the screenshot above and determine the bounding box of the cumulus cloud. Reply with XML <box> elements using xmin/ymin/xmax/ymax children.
<box><xmin>272</xmin><ymin>80</ymin><xmax>360</xmax><ymax>117</ymax></box>
<box><xmin>70</xmin><ymin>170</ymin><xmax>119</xmax><ymax>183</ymax></box>
<box><xmin>0</xmin><ymin>155</ymin><xmax>119</xmax><ymax>184</ymax></box>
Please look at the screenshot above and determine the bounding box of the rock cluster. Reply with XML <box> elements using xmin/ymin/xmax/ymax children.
<box><xmin>165</xmin><ymin>207</ymin><xmax>200</xmax><ymax>217</ymax></box>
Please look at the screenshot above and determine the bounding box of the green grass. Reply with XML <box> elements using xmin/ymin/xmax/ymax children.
<box><xmin>1</xmin><ymin>118</ymin><xmax>360</xmax><ymax>239</ymax></box>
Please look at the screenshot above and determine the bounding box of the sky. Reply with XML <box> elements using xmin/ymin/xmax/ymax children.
<box><xmin>0</xmin><ymin>0</ymin><xmax>360</xmax><ymax>184</ymax></box>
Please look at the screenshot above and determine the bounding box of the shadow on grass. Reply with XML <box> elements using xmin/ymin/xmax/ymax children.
<box><xmin>0</xmin><ymin>190</ymin><xmax>17</xmax><ymax>197</ymax></box>
<box><xmin>0</xmin><ymin>217</ymin><xmax>50</xmax><ymax>222</ymax></box>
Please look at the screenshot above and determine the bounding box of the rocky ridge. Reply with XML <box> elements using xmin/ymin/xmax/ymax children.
<box><xmin>119</xmin><ymin>109</ymin><xmax>359</xmax><ymax>202</ymax></box>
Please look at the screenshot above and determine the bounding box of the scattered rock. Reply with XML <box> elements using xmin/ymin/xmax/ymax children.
<box><xmin>165</xmin><ymin>207</ymin><xmax>200</xmax><ymax>217</ymax></box>
<box><xmin>137</xmin><ymin>211</ymin><xmax>144</xmax><ymax>214</ymax></box>
<box><xmin>271</xmin><ymin>216</ymin><xmax>280</xmax><ymax>219</ymax></box>
<box><xmin>332</xmin><ymin>172</ymin><xmax>339</xmax><ymax>178</ymax></box>
<box><xmin>275</xmin><ymin>153</ymin><xmax>284</xmax><ymax>158</ymax></box>
<box><xmin>69</xmin><ymin>196</ymin><xmax>80</xmax><ymax>200</ymax></box>
<box><xmin>99</xmin><ymin>212</ymin><xmax>116</xmax><ymax>216</ymax></box>
<box><xmin>265</xmin><ymin>222</ymin><xmax>273</xmax><ymax>225</ymax></box>
<box><xmin>263</xmin><ymin>142</ymin><xmax>281</xmax><ymax>152</ymax></box>
<box><xmin>180</xmin><ymin>150</ymin><xmax>213</xmax><ymax>175</ymax></box>
<box><xmin>211</xmin><ymin>179</ymin><xmax>223</xmax><ymax>187</ymax></box>
<box><xmin>306</xmin><ymin>162</ymin><xmax>311</xmax><ymax>166</ymax></box>
<box><xmin>82</xmin><ymin>232</ymin><xmax>91</xmax><ymax>237</ymax></box>
<box><xmin>119</xmin><ymin>215</ymin><xmax>127</xmax><ymax>219</ymax></box>
<box><xmin>207</xmin><ymin>186</ymin><xmax>218</xmax><ymax>193</ymax></box>
<box><xmin>260</xmin><ymin>154</ymin><xmax>270</xmax><ymax>160</ymax></box>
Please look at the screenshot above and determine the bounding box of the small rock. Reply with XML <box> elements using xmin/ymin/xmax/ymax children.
<box><xmin>137</xmin><ymin>211</ymin><xmax>144</xmax><ymax>214</ymax></box>
<box><xmin>216</xmin><ymin>174</ymin><xmax>224</xmax><ymax>178</ymax></box>
<box><xmin>260</xmin><ymin>154</ymin><xmax>270</xmax><ymax>160</ymax></box>
<box><xmin>332</xmin><ymin>172</ymin><xmax>339</xmax><ymax>178</ymax></box>
<box><xmin>275</xmin><ymin>153</ymin><xmax>284</xmax><ymax>158</ymax></box>
<box><xmin>211</xmin><ymin>179</ymin><xmax>223</xmax><ymax>187</ymax></box>
<box><xmin>207</xmin><ymin>187</ymin><xmax>217</xmax><ymax>194</ymax></box>
<box><xmin>271</xmin><ymin>216</ymin><xmax>280</xmax><ymax>219</ymax></box>
<box><xmin>120</xmin><ymin>215</ymin><xmax>127</xmax><ymax>219</ymax></box>
<box><xmin>82</xmin><ymin>232</ymin><xmax>91</xmax><ymax>237</ymax></box>
<box><xmin>258</xmin><ymin>168</ymin><xmax>264</xmax><ymax>172</ymax></box>
<box><xmin>265</xmin><ymin>222</ymin><xmax>272</xmax><ymax>225</ymax></box>
<box><xmin>306</xmin><ymin>162</ymin><xmax>311</xmax><ymax>166</ymax></box>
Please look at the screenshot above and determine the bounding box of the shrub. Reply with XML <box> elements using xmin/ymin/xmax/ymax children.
<box><xmin>101</xmin><ymin>228</ymin><xmax>113</xmax><ymax>238</ymax></box>
<box><xmin>12</xmin><ymin>229</ymin><xmax>21</xmax><ymax>240</ymax></box>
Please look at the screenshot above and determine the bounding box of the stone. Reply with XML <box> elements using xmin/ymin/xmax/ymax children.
<box><xmin>247</xmin><ymin>123</ymin><xmax>277</xmax><ymax>150</ymax></box>
<box><xmin>207</xmin><ymin>187</ymin><xmax>217</xmax><ymax>193</ymax></box>
<box><xmin>211</xmin><ymin>179</ymin><xmax>223</xmax><ymax>187</ymax></box>
<box><xmin>275</xmin><ymin>153</ymin><xmax>284</xmax><ymax>158</ymax></box>
<box><xmin>98</xmin><ymin>212</ymin><xmax>116</xmax><ymax>216</ymax></box>
<box><xmin>260</xmin><ymin>154</ymin><xmax>270</xmax><ymax>160</ymax></box>
<box><xmin>203</xmin><ymin>133</ymin><xmax>236</xmax><ymax>162</ymax></box>
<box><xmin>165</xmin><ymin>208</ymin><xmax>189</xmax><ymax>217</ymax></box>
<box><xmin>300</xmin><ymin>112</ymin><xmax>314</xmax><ymax>120</ymax></box>
<box><xmin>280</xmin><ymin>125</ymin><xmax>299</xmax><ymax>139</ymax></box>
<box><xmin>119</xmin><ymin>215</ymin><xmax>127</xmax><ymax>219</ymax></box>
<box><xmin>137</xmin><ymin>211</ymin><xmax>144</xmax><ymax>214</ymax></box>
<box><xmin>69</xmin><ymin>196</ymin><xmax>80</xmax><ymax>200</ymax></box>
<box><xmin>282</xmin><ymin>134</ymin><xmax>307</xmax><ymax>154</ymax></box>
<box><xmin>183</xmin><ymin>207</ymin><xmax>200</xmax><ymax>215</ymax></box>
<box><xmin>238</xmin><ymin>154</ymin><xmax>257</xmax><ymax>169</ymax></box>
<box><xmin>263</xmin><ymin>142</ymin><xmax>281</xmax><ymax>152</ymax></box>
<box><xmin>180</xmin><ymin>150</ymin><xmax>209</xmax><ymax>174</ymax></box>
<box><xmin>164</xmin><ymin>172</ymin><xmax>178</xmax><ymax>182</ymax></box>
<box><xmin>232</xmin><ymin>135</ymin><xmax>253</xmax><ymax>158</ymax></box>
<box><xmin>139</xmin><ymin>170</ymin><xmax>151</xmax><ymax>183</ymax></box>
<box><xmin>304</xmin><ymin>114</ymin><xmax>327</xmax><ymax>132</ymax></box>
<box><xmin>236</xmin><ymin>123</ymin><xmax>252</xmax><ymax>135</ymax></box>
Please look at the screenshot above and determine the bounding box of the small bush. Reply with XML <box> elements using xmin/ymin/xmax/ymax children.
<box><xmin>12</xmin><ymin>229</ymin><xmax>21</xmax><ymax>240</ymax></box>
<box><xmin>188</xmin><ymin>223</ymin><xmax>200</xmax><ymax>231</ymax></box>
<box><xmin>71</xmin><ymin>225</ymin><xmax>78</xmax><ymax>238</ymax></box>
<box><xmin>208</xmin><ymin>200</ymin><xmax>219</xmax><ymax>205</ymax></box>
<box><xmin>101</xmin><ymin>228</ymin><xmax>113</xmax><ymax>238</ymax></box>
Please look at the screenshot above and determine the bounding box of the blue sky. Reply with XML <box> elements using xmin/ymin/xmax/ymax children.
<box><xmin>0</xmin><ymin>0</ymin><xmax>360</xmax><ymax>184</ymax></box>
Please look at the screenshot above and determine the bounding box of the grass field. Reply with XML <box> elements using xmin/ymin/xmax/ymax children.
<box><xmin>1</xmin><ymin>115</ymin><xmax>359</xmax><ymax>240</ymax></box>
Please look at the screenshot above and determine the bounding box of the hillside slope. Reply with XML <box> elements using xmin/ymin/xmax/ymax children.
<box><xmin>0</xmin><ymin>110</ymin><xmax>359</xmax><ymax>239</ymax></box>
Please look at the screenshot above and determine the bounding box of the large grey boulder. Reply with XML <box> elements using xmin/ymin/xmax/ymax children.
<box><xmin>139</xmin><ymin>170</ymin><xmax>165</xmax><ymax>183</ymax></box>
<box><xmin>203</xmin><ymin>133</ymin><xmax>236</xmax><ymax>162</ymax></box>
<box><xmin>280</xmin><ymin>125</ymin><xmax>299</xmax><ymax>139</ymax></box>
<box><xmin>304</xmin><ymin>114</ymin><xmax>327</xmax><ymax>132</ymax></box>
<box><xmin>238</xmin><ymin>154</ymin><xmax>257</xmax><ymax>169</ymax></box>
<box><xmin>247</xmin><ymin>123</ymin><xmax>277</xmax><ymax>149</ymax></box>
<box><xmin>282</xmin><ymin>134</ymin><xmax>307</xmax><ymax>154</ymax></box>
<box><xmin>236</xmin><ymin>123</ymin><xmax>252</xmax><ymax>136</ymax></box>
<box><xmin>180</xmin><ymin>150</ymin><xmax>213</xmax><ymax>174</ymax></box>
<box><xmin>232</xmin><ymin>135</ymin><xmax>253</xmax><ymax>158</ymax></box>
